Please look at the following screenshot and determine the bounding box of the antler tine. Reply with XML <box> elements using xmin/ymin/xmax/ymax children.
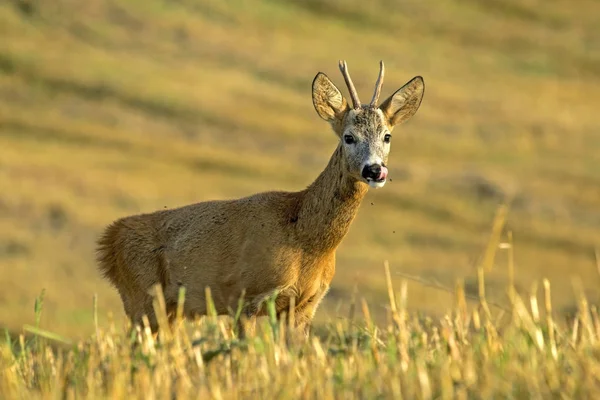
<box><xmin>338</xmin><ymin>60</ymin><xmax>361</xmax><ymax>109</ymax></box>
<box><xmin>370</xmin><ymin>60</ymin><xmax>385</xmax><ymax>106</ymax></box>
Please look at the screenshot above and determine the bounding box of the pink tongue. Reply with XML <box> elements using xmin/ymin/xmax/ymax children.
<box><xmin>378</xmin><ymin>166</ymin><xmax>388</xmax><ymax>181</ymax></box>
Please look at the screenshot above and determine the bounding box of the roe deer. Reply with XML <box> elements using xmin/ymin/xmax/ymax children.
<box><xmin>97</xmin><ymin>61</ymin><xmax>425</xmax><ymax>337</ymax></box>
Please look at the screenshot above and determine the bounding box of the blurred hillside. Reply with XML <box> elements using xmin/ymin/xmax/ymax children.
<box><xmin>1</xmin><ymin>0</ymin><xmax>599</xmax><ymax>336</ymax></box>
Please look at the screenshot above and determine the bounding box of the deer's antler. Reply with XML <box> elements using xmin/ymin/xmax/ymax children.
<box><xmin>370</xmin><ymin>60</ymin><xmax>385</xmax><ymax>106</ymax></box>
<box><xmin>339</xmin><ymin>60</ymin><xmax>361</xmax><ymax>109</ymax></box>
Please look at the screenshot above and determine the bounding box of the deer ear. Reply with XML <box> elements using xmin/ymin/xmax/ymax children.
<box><xmin>312</xmin><ymin>72</ymin><xmax>348</xmax><ymax>122</ymax></box>
<box><xmin>379</xmin><ymin>76</ymin><xmax>424</xmax><ymax>128</ymax></box>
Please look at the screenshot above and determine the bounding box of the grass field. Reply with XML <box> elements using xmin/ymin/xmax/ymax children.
<box><xmin>1</xmin><ymin>0</ymin><xmax>599</xmax><ymax>344</ymax></box>
<box><xmin>3</xmin><ymin>271</ymin><xmax>600</xmax><ymax>398</ymax></box>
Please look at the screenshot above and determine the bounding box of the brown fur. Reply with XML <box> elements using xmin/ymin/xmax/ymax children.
<box><xmin>96</xmin><ymin>61</ymin><xmax>424</xmax><ymax>336</ymax></box>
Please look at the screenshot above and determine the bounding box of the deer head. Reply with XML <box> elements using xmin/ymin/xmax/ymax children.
<box><xmin>312</xmin><ymin>61</ymin><xmax>425</xmax><ymax>188</ymax></box>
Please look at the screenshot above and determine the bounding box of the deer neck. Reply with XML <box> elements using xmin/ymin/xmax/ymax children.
<box><xmin>296</xmin><ymin>145</ymin><xmax>368</xmax><ymax>253</ymax></box>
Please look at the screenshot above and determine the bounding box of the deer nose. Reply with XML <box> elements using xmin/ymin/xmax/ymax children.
<box><xmin>362</xmin><ymin>164</ymin><xmax>382</xmax><ymax>181</ymax></box>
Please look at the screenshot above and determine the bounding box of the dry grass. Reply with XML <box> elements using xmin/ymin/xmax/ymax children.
<box><xmin>0</xmin><ymin>0</ymin><xmax>599</xmax><ymax>338</ymax></box>
<box><xmin>3</xmin><ymin>267</ymin><xmax>600</xmax><ymax>398</ymax></box>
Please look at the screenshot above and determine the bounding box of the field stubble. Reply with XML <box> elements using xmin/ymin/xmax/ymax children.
<box><xmin>2</xmin><ymin>263</ymin><xmax>600</xmax><ymax>398</ymax></box>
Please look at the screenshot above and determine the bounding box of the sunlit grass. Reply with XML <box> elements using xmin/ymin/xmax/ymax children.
<box><xmin>3</xmin><ymin>266</ymin><xmax>600</xmax><ymax>399</ymax></box>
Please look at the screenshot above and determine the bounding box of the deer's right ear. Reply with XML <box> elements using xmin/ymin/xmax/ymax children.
<box><xmin>379</xmin><ymin>76</ymin><xmax>425</xmax><ymax>128</ymax></box>
<box><xmin>312</xmin><ymin>73</ymin><xmax>348</xmax><ymax>122</ymax></box>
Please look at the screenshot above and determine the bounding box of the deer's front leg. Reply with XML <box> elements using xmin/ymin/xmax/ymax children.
<box><xmin>235</xmin><ymin>296</ymin><xmax>261</xmax><ymax>339</ymax></box>
<box><xmin>288</xmin><ymin>285</ymin><xmax>330</xmax><ymax>339</ymax></box>
<box><xmin>237</xmin><ymin>314</ymin><xmax>257</xmax><ymax>339</ymax></box>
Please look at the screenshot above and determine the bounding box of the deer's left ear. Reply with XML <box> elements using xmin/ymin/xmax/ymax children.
<box><xmin>312</xmin><ymin>72</ymin><xmax>349</xmax><ymax>122</ymax></box>
<box><xmin>379</xmin><ymin>76</ymin><xmax>425</xmax><ymax>128</ymax></box>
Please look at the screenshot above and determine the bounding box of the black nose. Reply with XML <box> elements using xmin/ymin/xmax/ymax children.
<box><xmin>361</xmin><ymin>164</ymin><xmax>382</xmax><ymax>181</ymax></box>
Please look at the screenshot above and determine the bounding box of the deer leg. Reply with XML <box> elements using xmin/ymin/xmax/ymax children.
<box><xmin>236</xmin><ymin>299</ymin><xmax>260</xmax><ymax>339</ymax></box>
<box><xmin>237</xmin><ymin>315</ymin><xmax>257</xmax><ymax>339</ymax></box>
<box><xmin>293</xmin><ymin>306</ymin><xmax>317</xmax><ymax>340</ymax></box>
<box><xmin>289</xmin><ymin>285</ymin><xmax>330</xmax><ymax>340</ymax></box>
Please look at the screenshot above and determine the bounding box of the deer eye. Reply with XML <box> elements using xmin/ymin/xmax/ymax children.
<box><xmin>384</xmin><ymin>134</ymin><xmax>392</xmax><ymax>143</ymax></box>
<box><xmin>343</xmin><ymin>135</ymin><xmax>355</xmax><ymax>145</ymax></box>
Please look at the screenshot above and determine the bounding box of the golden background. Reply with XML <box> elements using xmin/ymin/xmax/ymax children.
<box><xmin>1</xmin><ymin>0</ymin><xmax>599</xmax><ymax>337</ymax></box>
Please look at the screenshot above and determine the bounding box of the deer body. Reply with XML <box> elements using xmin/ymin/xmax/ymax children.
<box><xmin>97</xmin><ymin>61</ymin><xmax>424</xmax><ymax>335</ymax></box>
